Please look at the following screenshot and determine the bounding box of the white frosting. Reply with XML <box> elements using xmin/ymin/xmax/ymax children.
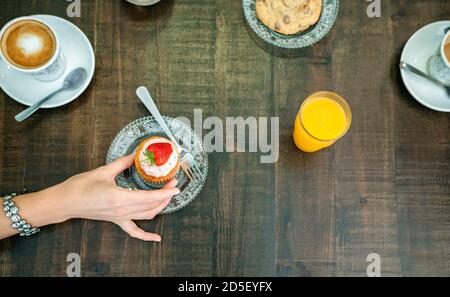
<box><xmin>138</xmin><ymin>138</ymin><xmax>178</xmax><ymax>177</ymax></box>
<box><xmin>17</xmin><ymin>33</ymin><xmax>43</xmax><ymax>55</ymax></box>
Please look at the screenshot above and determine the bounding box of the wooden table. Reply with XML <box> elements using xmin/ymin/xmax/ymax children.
<box><xmin>1</xmin><ymin>0</ymin><xmax>449</xmax><ymax>277</ymax></box>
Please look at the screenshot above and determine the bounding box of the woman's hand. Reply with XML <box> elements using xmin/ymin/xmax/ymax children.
<box><xmin>57</xmin><ymin>154</ymin><xmax>180</xmax><ymax>242</ymax></box>
<box><xmin>0</xmin><ymin>154</ymin><xmax>179</xmax><ymax>241</ymax></box>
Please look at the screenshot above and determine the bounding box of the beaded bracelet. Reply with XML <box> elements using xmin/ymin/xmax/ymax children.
<box><xmin>2</xmin><ymin>190</ymin><xmax>40</xmax><ymax>237</ymax></box>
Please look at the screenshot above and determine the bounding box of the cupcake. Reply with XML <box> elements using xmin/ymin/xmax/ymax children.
<box><xmin>134</xmin><ymin>136</ymin><xmax>180</xmax><ymax>183</ymax></box>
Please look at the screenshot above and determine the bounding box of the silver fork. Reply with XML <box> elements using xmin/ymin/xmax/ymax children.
<box><xmin>136</xmin><ymin>86</ymin><xmax>203</xmax><ymax>182</ymax></box>
<box><xmin>180</xmin><ymin>150</ymin><xmax>203</xmax><ymax>181</ymax></box>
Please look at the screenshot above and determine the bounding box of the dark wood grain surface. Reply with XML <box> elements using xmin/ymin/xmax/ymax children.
<box><xmin>1</xmin><ymin>0</ymin><xmax>449</xmax><ymax>277</ymax></box>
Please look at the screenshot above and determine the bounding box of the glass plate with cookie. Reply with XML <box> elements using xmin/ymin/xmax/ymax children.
<box><xmin>243</xmin><ymin>0</ymin><xmax>339</xmax><ymax>49</ymax></box>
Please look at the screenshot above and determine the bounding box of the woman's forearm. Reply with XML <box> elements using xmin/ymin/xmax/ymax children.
<box><xmin>0</xmin><ymin>185</ymin><xmax>71</xmax><ymax>240</ymax></box>
<box><xmin>1</xmin><ymin>155</ymin><xmax>179</xmax><ymax>242</ymax></box>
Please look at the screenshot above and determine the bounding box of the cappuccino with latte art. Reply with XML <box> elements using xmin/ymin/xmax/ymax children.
<box><xmin>1</xmin><ymin>20</ymin><xmax>56</xmax><ymax>69</ymax></box>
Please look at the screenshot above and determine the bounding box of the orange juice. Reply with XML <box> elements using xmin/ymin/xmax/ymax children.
<box><xmin>294</xmin><ymin>92</ymin><xmax>351</xmax><ymax>153</ymax></box>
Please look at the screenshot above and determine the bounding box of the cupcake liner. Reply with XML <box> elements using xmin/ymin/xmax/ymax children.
<box><xmin>132</xmin><ymin>166</ymin><xmax>181</xmax><ymax>190</ymax></box>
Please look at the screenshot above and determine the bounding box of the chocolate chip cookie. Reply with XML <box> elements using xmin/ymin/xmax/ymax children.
<box><xmin>256</xmin><ymin>0</ymin><xmax>322</xmax><ymax>35</ymax></box>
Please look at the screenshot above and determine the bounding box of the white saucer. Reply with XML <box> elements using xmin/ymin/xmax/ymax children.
<box><xmin>400</xmin><ymin>21</ymin><xmax>450</xmax><ymax>112</ymax></box>
<box><xmin>0</xmin><ymin>15</ymin><xmax>95</xmax><ymax>108</ymax></box>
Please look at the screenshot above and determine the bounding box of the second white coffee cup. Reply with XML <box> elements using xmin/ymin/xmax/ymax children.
<box><xmin>428</xmin><ymin>28</ymin><xmax>450</xmax><ymax>83</ymax></box>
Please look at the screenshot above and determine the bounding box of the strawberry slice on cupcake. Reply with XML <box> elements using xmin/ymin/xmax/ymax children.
<box><xmin>143</xmin><ymin>142</ymin><xmax>174</xmax><ymax>166</ymax></box>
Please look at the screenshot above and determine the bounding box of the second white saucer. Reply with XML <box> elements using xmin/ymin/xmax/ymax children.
<box><xmin>400</xmin><ymin>21</ymin><xmax>450</xmax><ymax>112</ymax></box>
<box><xmin>0</xmin><ymin>15</ymin><xmax>95</xmax><ymax>108</ymax></box>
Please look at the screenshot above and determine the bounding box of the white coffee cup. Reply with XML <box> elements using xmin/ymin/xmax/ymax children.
<box><xmin>0</xmin><ymin>16</ymin><xmax>66</xmax><ymax>82</ymax></box>
<box><xmin>440</xmin><ymin>30</ymin><xmax>450</xmax><ymax>68</ymax></box>
<box><xmin>428</xmin><ymin>28</ymin><xmax>450</xmax><ymax>83</ymax></box>
<box><xmin>125</xmin><ymin>0</ymin><xmax>161</xmax><ymax>6</ymax></box>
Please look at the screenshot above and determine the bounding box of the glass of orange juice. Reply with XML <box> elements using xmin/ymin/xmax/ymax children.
<box><xmin>293</xmin><ymin>91</ymin><xmax>352</xmax><ymax>153</ymax></box>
